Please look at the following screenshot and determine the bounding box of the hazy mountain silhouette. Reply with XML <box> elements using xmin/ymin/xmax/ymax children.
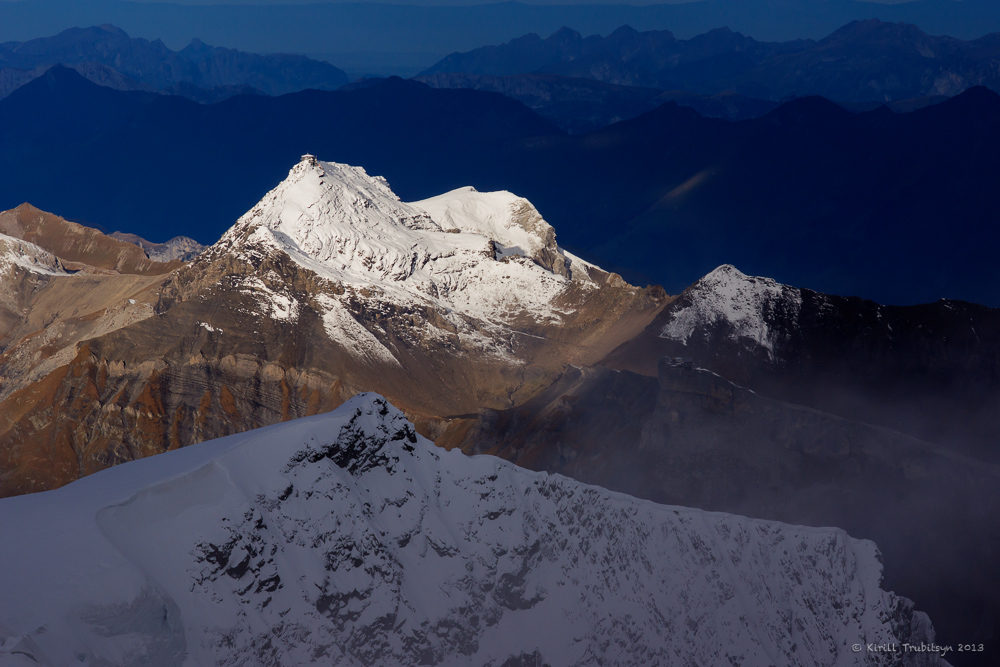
<box><xmin>5</xmin><ymin>67</ymin><xmax>1000</xmax><ymax>305</ymax></box>
<box><xmin>426</xmin><ymin>19</ymin><xmax>1000</xmax><ymax>103</ymax></box>
<box><xmin>0</xmin><ymin>25</ymin><xmax>347</xmax><ymax>100</ymax></box>
<box><xmin>6</xmin><ymin>0</ymin><xmax>1000</xmax><ymax>65</ymax></box>
<box><xmin>415</xmin><ymin>72</ymin><xmax>780</xmax><ymax>133</ymax></box>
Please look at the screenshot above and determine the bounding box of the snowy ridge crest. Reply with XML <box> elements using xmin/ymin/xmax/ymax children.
<box><xmin>0</xmin><ymin>393</ymin><xmax>942</xmax><ymax>667</ymax></box>
<box><xmin>661</xmin><ymin>264</ymin><xmax>802</xmax><ymax>354</ymax></box>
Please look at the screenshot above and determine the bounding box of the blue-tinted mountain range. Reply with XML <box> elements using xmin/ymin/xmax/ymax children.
<box><xmin>4</xmin><ymin>66</ymin><xmax>1000</xmax><ymax>306</ymax></box>
<box><xmin>6</xmin><ymin>0</ymin><xmax>1000</xmax><ymax>76</ymax></box>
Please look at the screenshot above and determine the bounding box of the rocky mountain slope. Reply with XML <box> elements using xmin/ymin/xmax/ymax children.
<box><xmin>0</xmin><ymin>205</ymin><xmax>181</xmax><ymax>492</ymax></box>
<box><xmin>2</xmin><ymin>159</ymin><xmax>995</xmax><ymax>661</ymax></box>
<box><xmin>0</xmin><ymin>393</ymin><xmax>946</xmax><ymax>667</ymax></box>
<box><xmin>433</xmin><ymin>265</ymin><xmax>1000</xmax><ymax>657</ymax></box>
<box><xmin>424</xmin><ymin>20</ymin><xmax>1000</xmax><ymax>104</ymax></box>
<box><xmin>604</xmin><ymin>264</ymin><xmax>1000</xmax><ymax>463</ymax></box>
<box><xmin>0</xmin><ymin>24</ymin><xmax>348</xmax><ymax>102</ymax></box>
<box><xmin>0</xmin><ymin>203</ymin><xmax>181</xmax><ymax>275</ymax></box>
<box><xmin>0</xmin><ymin>157</ymin><xmax>664</xmax><ymax>497</ymax></box>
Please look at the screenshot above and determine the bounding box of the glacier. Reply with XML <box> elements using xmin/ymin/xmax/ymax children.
<box><xmin>0</xmin><ymin>394</ymin><xmax>942</xmax><ymax>666</ymax></box>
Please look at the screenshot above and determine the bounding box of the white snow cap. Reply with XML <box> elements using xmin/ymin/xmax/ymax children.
<box><xmin>0</xmin><ymin>393</ymin><xmax>937</xmax><ymax>666</ymax></box>
<box><xmin>413</xmin><ymin>186</ymin><xmax>558</xmax><ymax>261</ymax></box>
<box><xmin>660</xmin><ymin>264</ymin><xmax>802</xmax><ymax>353</ymax></box>
<box><xmin>214</xmin><ymin>157</ymin><xmax>595</xmax><ymax>332</ymax></box>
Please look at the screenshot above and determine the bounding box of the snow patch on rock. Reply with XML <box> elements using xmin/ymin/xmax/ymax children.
<box><xmin>0</xmin><ymin>233</ymin><xmax>68</xmax><ymax>276</ymax></box>
<box><xmin>315</xmin><ymin>294</ymin><xmax>400</xmax><ymax>367</ymax></box>
<box><xmin>234</xmin><ymin>276</ymin><xmax>300</xmax><ymax>322</ymax></box>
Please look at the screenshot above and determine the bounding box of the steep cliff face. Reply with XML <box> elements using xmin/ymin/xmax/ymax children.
<box><xmin>0</xmin><ymin>208</ymin><xmax>180</xmax><ymax>494</ymax></box>
<box><xmin>0</xmin><ymin>158</ymin><xmax>666</xmax><ymax>497</ymax></box>
<box><xmin>0</xmin><ymin>394</ymin><xmax>945</xmax><ymax>667</ymax></box>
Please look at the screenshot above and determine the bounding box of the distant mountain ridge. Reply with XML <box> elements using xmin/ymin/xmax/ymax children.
<box><xmin>414</xmin><ymin>72</ymin><xmax>780</xmax><ymax>133</ymax></box>
<box><xmin>8</xmin><ymin>0</ymin><xmax>1000</xmax><ymax>69</ymax></box>
<box><xmin>0</xmin><ymin>24</ymin><xmax>348</xmax><ymax>102</ymax></box>
<box><xmin>425</xmin><ymin>19</ymin><xmax>1000</xmax><ymax>103</ymax></box>
<box><xmin>7</xmin><ymin>67</ymin><xmax>1000</xmax><ymax>306</ymax></box>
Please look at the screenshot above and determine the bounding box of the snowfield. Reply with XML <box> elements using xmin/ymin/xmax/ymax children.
<box><xmin>0</xmin><ymin>394</ymin><xmax>941</xmax><ymax>666</ymax></box>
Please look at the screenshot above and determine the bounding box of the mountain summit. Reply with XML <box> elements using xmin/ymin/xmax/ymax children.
<box><xmin>212</xmin><ymin>155</ymin><xmax>589</xmax><ymax>334</ymax></box>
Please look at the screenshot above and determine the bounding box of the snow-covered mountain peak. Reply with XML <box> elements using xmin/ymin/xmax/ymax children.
<box><xmin>661</xmin><ymin>264</ymin><xmax>802</xmax><ymax>353</ymax></box>
<box><xmin>219</xmin><ymin>156</ymin><xmax>442</xmax><ymax>282</ymax></box>
<box><xmin>0</xmin><ymin>394</ymin><xmax>942</xmax><ymax>667</ymax></box>
<box><xmin>289</xmin><ymin>392</ymin><xmax>419</xmax><ymax>477</ymax></box>
<box><xmin>210</xmin><ymin>158</ymin><xmax>598</xmax><ymax>339</ymax></box>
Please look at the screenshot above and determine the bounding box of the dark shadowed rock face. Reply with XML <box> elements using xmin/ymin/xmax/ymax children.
<box><xmin>604</xmin><ymin>265</ymin><xmax>1000</xmax><ymax>464</ymax></box>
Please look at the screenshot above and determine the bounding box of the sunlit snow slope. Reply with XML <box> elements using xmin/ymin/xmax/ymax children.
<box><xmin>212</xmin><ymin>155</ymin><xmax>594</xmax><ymax>333</ymax></box>
<box><xmin>0</xmin><ymin>394</ymin><xmax>940</xmax><ymax>666</ymax></box>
